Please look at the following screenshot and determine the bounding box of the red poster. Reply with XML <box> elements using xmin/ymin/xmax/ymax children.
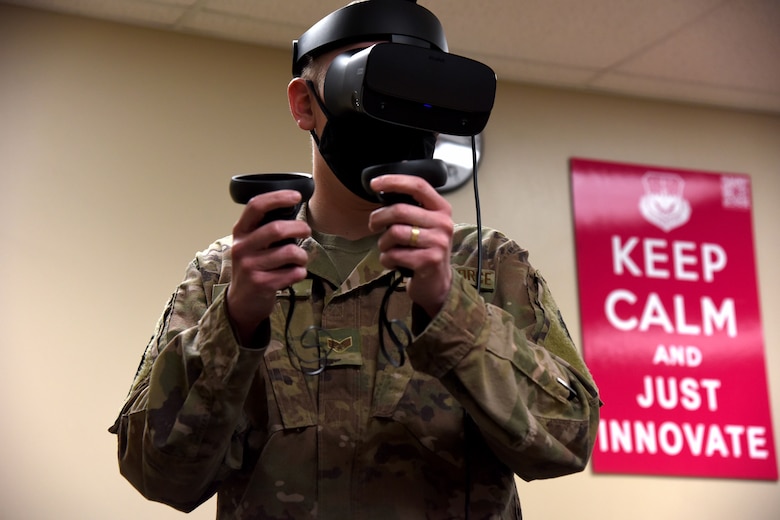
<box><xmin>570</xmin><ymin>157</ymin><xmax>777</xmax><ymax>480</ymax></box>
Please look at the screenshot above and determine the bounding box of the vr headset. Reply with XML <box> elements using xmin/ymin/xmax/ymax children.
<box><xmin>292</xmin><ymin>0</ymin><xmax>496</xmax><ymax>136</ymax></box>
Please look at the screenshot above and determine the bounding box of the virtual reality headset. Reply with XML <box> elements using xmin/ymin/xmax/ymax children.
<box><xmin>292</xmin><ymin>0</ymin><xmax>496</xmax><ymax>136</ymax></box>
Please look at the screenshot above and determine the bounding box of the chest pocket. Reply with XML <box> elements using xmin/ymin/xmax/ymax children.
<box><xmin>263</xmin><ymin>279</ymin><xmax>318</xmax><ymax>430</ymax></box>
<box><xmin>262</xmin><ymin>341</ymin><xmax>317</xmax><ymax>430</ymax></box>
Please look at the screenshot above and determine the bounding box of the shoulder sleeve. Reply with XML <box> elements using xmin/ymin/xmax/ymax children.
<box><xmin>109</xmin><ymin>238</ymin><xmax>267</xmax><ymax>511</ymax></box>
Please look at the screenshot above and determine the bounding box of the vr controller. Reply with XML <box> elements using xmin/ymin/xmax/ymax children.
<box><xmin>229</xmin><ymin>160</ymin><xmax>445</xmax><ymax>217</ymax></box>
<box><xmin>361</xmin><ymin>158</ymin><xmax>448</xmax><ymax>205</ymax></box>
<box><xmin>362</xmin><ymin>158</ymin><xmax>448</xmax><ymax>277</ymax></box>
<box><xmin>230</xmin><ymin>173</ymin><xmax>315</xmax><ymax>244</ymax></box>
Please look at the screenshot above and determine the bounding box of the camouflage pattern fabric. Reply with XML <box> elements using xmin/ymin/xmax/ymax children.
<box><xmin>110</xmin><ymin>209</ymin><xmax>600</xmax><ymax>519</ymax></box>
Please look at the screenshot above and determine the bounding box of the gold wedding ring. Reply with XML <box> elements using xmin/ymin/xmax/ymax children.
<box><xmin>409</xmin><ymin>226</ymin><xmax>420</xmax><ymax>247</ymax></box>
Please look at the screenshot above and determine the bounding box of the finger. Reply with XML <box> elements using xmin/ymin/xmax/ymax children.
<box><xmin>234</xmin><ymin>189</ymin><xmax>303</xmax><ymax>235</ymax></box>
<box><xmin>369</xmin><ymin>174</ymin><xmax>449</xmax><ymax>211</ymax></box>
<box><xmin>243</xmin><ymin>242</ymin><xmax>309</xmax><ymax>270</ymax></box>
<box><xmin>234</xmin><ymin>220</ymin><xmax>311</xmax><ymax>257</ymax></box>
<box><xmin>408</xmin><ymin>225</ymin><xmax>421</xmax><ymax>248</ymax></box>
<box><xmin>380</xmin><ymin>225</ymin><xmax>449</xmax><ymax>265</ymax></box>
<box><xmin>369</xmin><ymin>201</ymin><xmax>454</xmax><ymax>240</ymax></box>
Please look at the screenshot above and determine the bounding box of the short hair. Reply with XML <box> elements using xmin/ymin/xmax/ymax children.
<box><xmin>299</xmin><ymin>54</ymin><xmax>327</xmax><ymax>88</ymax></box>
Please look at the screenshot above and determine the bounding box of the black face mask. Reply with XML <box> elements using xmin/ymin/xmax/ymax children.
<box><xmin>307</xmin><ymin>81</ymin><xmax>436</xmax><ymax>202</ymax></box>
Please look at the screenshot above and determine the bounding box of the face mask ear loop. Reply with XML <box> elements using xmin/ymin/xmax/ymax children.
<box><xmin>309</xmin><ymin>129</ymin><xmax>321</xmax><ymax>146</ymax></box>
<box><xmin>305</xmin><ymin>80</ymin><xmax>329</xmax><ymax>113</ymax></box>
<box><xmin>305</xmin><ymin>79</ymin><xmax>331</xmax><ymax>147</ymax></box>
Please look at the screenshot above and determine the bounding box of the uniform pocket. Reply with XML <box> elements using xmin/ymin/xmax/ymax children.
<box><xmin>263</xmin><ymin>341</ymin><xmax>317</xmax><ymax>430</ymax></box>
<box><xmin>376</xmin><ymin>368</ymin><xmax>464</xmax><ymax>459</ymax></box>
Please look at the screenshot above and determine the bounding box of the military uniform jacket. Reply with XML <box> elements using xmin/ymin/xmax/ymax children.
<box><xmin>110</xmin><ymin>218</ymin><xmax>600</xmax><ymax>519</ymax></box>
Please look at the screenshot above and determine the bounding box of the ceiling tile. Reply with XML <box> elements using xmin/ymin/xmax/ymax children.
<box><xmin>5</xmin><ymin>0</ymin><xmax>186</xmax><ymax>26</ymax></box>
<box><xmin>615</xmin><ymin>0</ymin><xmax>780</xmax><ymax>92</ymax></box>
<box><xmin>200</xmin><ymin>0</ymin><xmax>342</xmax><ymax>25</ymax></box>
<box><xmin>421</xmin><ymin>0</ymin><xmax>725</xmax><ymax>68</ymax></box>
<box><xmin>180</xmin><ymin>9</ymin><xmax>298</xmax><ymax>48</ymax></box>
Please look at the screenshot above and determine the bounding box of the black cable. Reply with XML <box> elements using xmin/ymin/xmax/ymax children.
<box><xmin>472</xmin><ymin>134</ymin><xmax>483</xmax><ymax>294</ymax></box>
<box><xmin>284</xmin><ymin>284</ymin><xmax>332</xmax><ymax>376</ymax></box>
<box><xmin>462</xmin><ymin>134</ymin><xmax>484</xmax><ymax>520</ymax></box>
<box><xmin>378</xmin><ymin>270</ymin><xmax>412</xmax><ymax>367</ymax></box>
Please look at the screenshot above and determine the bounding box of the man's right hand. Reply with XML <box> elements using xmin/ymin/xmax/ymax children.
<box><xmin>226</xmin><ymin>189</ymin><xmax>311</xmax><ymax>346</ymax></box>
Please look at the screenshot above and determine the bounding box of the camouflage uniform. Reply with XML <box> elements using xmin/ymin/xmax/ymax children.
<box><xmin>110</xmin><ymin>211</ymin><xmax>600</xmax><ymax>519</ymax></box>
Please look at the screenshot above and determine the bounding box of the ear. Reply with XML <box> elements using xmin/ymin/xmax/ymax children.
<box><xmin>287</xmin><ymin>77</ymin><xmax>317</xmax><ymax>131</ymax></box>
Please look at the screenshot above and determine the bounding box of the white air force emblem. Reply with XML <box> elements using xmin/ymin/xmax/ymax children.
<box><xmin>639</xmin><ymin>172</ymin><xmax>691</xmax><ymax>232</ymax></box>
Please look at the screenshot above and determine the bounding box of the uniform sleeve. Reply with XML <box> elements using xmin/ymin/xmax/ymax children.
<box><xmin>407</xmin><ymin>231</ymin><xmax>601</xmax><ymax>481</ymax></box>
<box><xmin>109</xmin><ymin>244</ymin><xmax>267</xmax><ymax>512</ymax></box>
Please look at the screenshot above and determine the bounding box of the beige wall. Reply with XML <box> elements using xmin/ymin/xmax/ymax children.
<box><xmin>1</xmin><ymin>5</ymin><xmax>778</xmax><ymax>519</ymax></box>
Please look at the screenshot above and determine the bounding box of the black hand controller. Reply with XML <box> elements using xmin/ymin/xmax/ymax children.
<box><xmin>361</xmin><ymin>159</ymin><xmax>448</xmax><ymax>206</ymax></box>
<box><xmin>361</xmin><ymin>159</ymin><xmax>448</xmax><ymax>277</ymax></box>
<box><xmin>230</xmin><ymin>173</ymin><xmax>315</xmax><ymax>245</ymax></box>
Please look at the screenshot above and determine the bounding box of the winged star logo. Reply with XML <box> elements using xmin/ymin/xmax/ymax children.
<box><xmin>638</xmin><ymin>172</ymin><xmax>691</xmax><ymax>232</ymax></box>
